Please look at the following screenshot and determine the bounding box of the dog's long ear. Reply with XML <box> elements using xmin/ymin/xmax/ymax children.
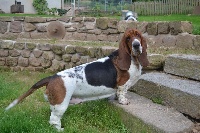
<box><xmin>138</xmin><ymin>36</ymin><xmax>149</xmax><ymax>67</ymax></box>
<box><xmin>116</xmin><ymin>36</ymin><xmax>131</xmax><ymax>70</ymax></box>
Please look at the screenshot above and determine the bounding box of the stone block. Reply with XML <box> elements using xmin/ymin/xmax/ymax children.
<box><xmin>137</xmin><ymin>22</ymin><xmax>148</xmax><ymax>33</ymax></box>
<box><xmin>18</xmin><ymin>32</ymin><xmax>31</xmax><ymax>39</ymax></box>
<box><xmin>97</xmin><ymin>34</ymin><xmax>108</xmax><ymax>41</ymax></box>
<box><xmin>0</xmin><ymin>58</ymin><xmax>6</xmax><ymax>66</ymax></box>
<box><xmin>10</xmin><ymin>21</ymin><xmax>22</xmax><ymax>33</ymax></box>
<box><xmin>26</xmin><ymin>42</ymin><xmax>36</xmax><ymax>50</ymax></box>
<box><xmin>117</xmin><ymin>20</ymin><xmax>137</xmax><ymax>33</ymax></box>
<box><xmin>52</xmin><ymin>44</ymin><xmax>65</xmax><ymax>55</ymax></box>
<box><xmin>75</xmin><ymin>46</ymin><xmax>88</xmax><ymax>55</ymax></box>
<box><xmin>0</xmin><ymin>41</ymin><xmax>14</xmax><ymax>49</ymax></box>
<box><xmin>65</xmin><ymin>45</ymin><xmax>76</xmax><ymax>54</ymax></box>
<box><xmin>0</xmin><ymin>50</ymin><xmax>8</xmax><ymax>57</ymax></box>
<box><xmin>58</xmin><ymin>17</ymin><xmax>70</xmax><ymax>22</ymax></box>
<box><xmin>164</xmin><ymin>54</ymin><xmax>200</xmax><ymax>81</ymax></box>
<box><xmin>14</xmin><ymin>42</ymin><xmax>25</xmax><ymax>50</ymax></box>
<box><xmin>38</xmin><ymin>44</ymin><xmax>51</xmax><ymax>51</ymax></box>
<box><xmin>33</xmin><ymin>50</ymin><xmax>43</xmax><ymax>58</ymax></box>
<box><xmin>73</xmin><ymin>32</ymin><xmax>86</xmax><ymax>41</ymax></box>
<box><xmin>162</xmin><ymin>35</ymin><xmax>176</xmax><ymax>47</ymax></box>
<box><xmin>63</xmin><ymin>32</ymin><xmax>74</xmax><ymax>40</ymax></box>
<box><xmin>80</xmin><ymin>56</ymin><xmax>90</xmax><ymax>64</ymax></box>
<box><xmin>29</xmin><ymin>57</ymin><xmax>41</xmax><ymax>67</ymax></box>
<box><xmin>24</xmin><ymin>23</ymin><xmax>36</xmax><ymax>32</ymax></box>
<box><xmin>108</xmin><ymin>19</ymin><xmax>118</xmax><ymax>29</ymax></box>
<box><xmin>41</xmin><ymin>59</ymin><xmax>52</xmax><ymax>68</ymax></box>
<box><xmin>13</xmin><ymin>16</ymin><xmax>24</xmax><ymax>21</ymax></box>
<box><xmin>107</xmin><ymin>28</ymin><xmax>119</xmax><ymax>34</ymax></box>
<box><xmin>62</xmin><ymin>54</ymin><xmax>72</xmax><ymax>62</ymax></box>
<box><xmin>169</xmin><ymin>21</ymin><xmax>182</xmax><ymax>35</ymax></box>
<box><xmin>176</xmin><ymin>33</ymin><xmax>194</xmax><ymax>48</ymax></box>
<box><xmin>157</xmin><ymin>22</ymin><xmax>169</xmax><ymax>34</ymax></box>
<box><xmin>84</xmin><ymin>17</ymin><xmax>95</xmax><ymax>22</ymax></box>
<box><xmin>181</xmin><ymin>21</ymin><xmax>193</xmax><ymax>34</ymax></box>
<box><xmin>72</xmin><ymin>17</ymin><xmax>83</xmax><ymax>22</ymax></box>
<box><xmin>88</xmin><ymin>47</ymin><xmax>100</xmax><ymax>58</ymax></box>
<box><xmin>30</xmin><ymin>32</ymin><xmax>48</xmax><ymax>39</ymax></box>
<box><xmin>194</xmin><ymin>35</ymin><xmax>200</xmax><ymax>49</ymax></box>
<box><xmin>9</xmin><ymin>50</ymin><xmax>20</xmax><ymax>57</ymax></box>
<box><xmin>6</xmin><ymin>57</ymin><xmax>18</xmax><ymax>66</ymax></box>
<box><xmin>96</xmin><ymin>17</ymin><xmax>109</xmax><ymax>30</ymax></box>
<box><xmin>87</xmin><ymin>34</ymin><xmax>98</xmax><ymax>41</ymax></box>
<box><xmin>37</xmin><ymin>25</ymin><xmax>47</xmax><ymax>32</ymax></box>
<box><xmin>42</xmin><ymin>51</ymin><xmax>55</xmax><ymax>60</ymax></box>
<box><xmin>101</xmin><ymin>46</ymin><xmax>117</xmax><ymax>56</ymax></box>
<box><xmin>21</xmin><ymin>50</ymin><xmax>31</xmax><ymax>58</ymax></box>
<box><xmin>107</xmin><ymin>34</ymin><xmax>119</xmax><ymax>42</ymax></box>
<box><xmin>131</xmin><ymin>72</ymin><xmax>200</xmax><ymax>119</ymax></box>
<box><xmin>0</xmin><ymin>32</ymin><xmax>18</xmax><ymax>40</ymax></box>
<box><xmin>146</xmin><ymin>54</ymin><xmax>165</xmax><ymax>70</ymax></box>
<box><xmin>0</xmin><ymin>17</ymin><xmax>12</xmax><ymax>22</ymax></box>
<box><xmin>87</xmin><ymin>29</ymin><xmax>101</xmax><ymax>35</ymax></box>
<box><xmin>147</xmin><ymin>22</ymin><xmax>158</xmax><ymax>35</ymax></box>
<box><xmin>85</xmin><ymin>22</ymin><xmax>95</xmax><ymax>30</ymax></box>
<box><xmin>0</xmin><ymin>21</ymin><xmax>8</xmax><ymax>33</ymax></box>
<box><xmin>50</xmin><ymin>59</ymin><xmax>65</xmax><ymax>71</ymax></box>
<box><xmin>71</xmin><ymin>53</ymin><xmax>81</xmax><ymax>63</ymax></box>
<box><xmin>18</xmin><ymin>57</ymin><xmax>29</xmax><ymax>67</ymax></box>
<box><xmin>25</xmin><ymin>17</ymin><xmax>46</xmax><ymax>23</ymax></box>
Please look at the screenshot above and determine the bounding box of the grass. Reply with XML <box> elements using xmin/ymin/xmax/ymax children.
<box><xmin>0</xmin><ymin>70</ymin><xmax>156</xmax><ymax>133</ymax></box>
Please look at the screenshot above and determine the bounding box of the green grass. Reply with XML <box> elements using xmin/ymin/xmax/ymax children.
<box><xmin>0</xmin><ymin>70</ymin><xmax>156</xmax><ymax>133</ymax></box>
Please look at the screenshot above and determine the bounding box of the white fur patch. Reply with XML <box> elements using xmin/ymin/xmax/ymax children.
<box><xmin>5</xmin><ymin>99</ymin><xmax>18</xmax><ymax>111</ymax></box>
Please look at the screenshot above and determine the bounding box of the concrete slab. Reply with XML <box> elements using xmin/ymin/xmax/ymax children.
<box><xmin>112</xmin><ymin>92</ymin><xmax>193</xmax><ymax>133</ymax></box>
<box><xmin>164</xmin><ymin>54</ymin><xmax>200</xmax><ymax>81</ymax></box>
<box><xmin>130</xmin><ymin>72</ymin><xmax>200</xmax><ymax>119</ymax></box>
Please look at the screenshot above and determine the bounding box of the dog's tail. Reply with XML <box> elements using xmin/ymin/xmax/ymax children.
<box><xmin>5</xmin><ymin>76</ymin><xmax>53</xmax><ymax>111</ymax></box>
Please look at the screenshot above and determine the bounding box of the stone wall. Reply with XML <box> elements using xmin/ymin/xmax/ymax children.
<box><xmin>0</xmin><ymin>16</ymin><xmax>199</xmax><ymax>49</ymax></box>
<box><xmin>0</xmin><ymin>40</ymin><xmax>117</xmax><ymax>71</ymax></box>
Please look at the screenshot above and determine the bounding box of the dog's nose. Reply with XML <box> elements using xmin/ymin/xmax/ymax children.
<box><xmin>132</xmin><ymin>41</ymin><xmax>140</xmax><ymax>49</ymax></box>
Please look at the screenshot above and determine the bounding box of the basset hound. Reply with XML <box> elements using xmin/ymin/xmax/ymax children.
<box><xmin>5</xmin><ymin>28</ymin><xmax>149</xmax><ymax>131</ymax></box>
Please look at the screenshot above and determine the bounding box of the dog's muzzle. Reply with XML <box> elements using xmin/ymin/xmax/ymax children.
<box><xmin>132</xmin><ymin>39</ymin><xmax>142</xmax><ymax>56</ymax></box>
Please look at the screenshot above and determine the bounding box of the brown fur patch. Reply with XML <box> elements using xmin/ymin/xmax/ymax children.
<box><xmin>45</xmin><ymin>76</ymin><xmax>66</xmax><ymax>105</ymax></box>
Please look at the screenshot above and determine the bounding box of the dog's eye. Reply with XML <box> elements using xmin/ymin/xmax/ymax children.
<box><xmin>126</xmin><ymin>37</ymin><xmax>130</xmax><ymax>42</ymax></box>
<box><xmin>136</xmin><ymin>32</ymin><xmax>141</xmax><ymax>38</ymax></box>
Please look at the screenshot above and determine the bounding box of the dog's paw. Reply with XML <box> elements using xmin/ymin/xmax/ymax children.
<box><xmin>118</xmin><ymin>95</ymin><xmax>130</xmax><ymax>105</ymax></box>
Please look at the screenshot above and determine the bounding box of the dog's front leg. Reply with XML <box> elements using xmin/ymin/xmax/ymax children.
<box><xmin>117</xmin><ymin>86</ymin><xmax>130</xmax><ymax>105</ymax></box>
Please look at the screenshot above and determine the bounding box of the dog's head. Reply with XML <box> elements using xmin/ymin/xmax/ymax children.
<box><xmin>117</xmin><ymin>28</ymin><xmax>149</xmax><ymax>70</ymax></box>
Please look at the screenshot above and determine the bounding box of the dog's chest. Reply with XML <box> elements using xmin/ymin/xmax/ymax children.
<box><xmin>122</xmin><ymin>61</ymin><xmax>142</xmax><ymax>88</ymax></box>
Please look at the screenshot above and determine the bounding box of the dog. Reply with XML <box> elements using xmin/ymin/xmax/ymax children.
<box><xmin>5</xmin><ymin>28</ymin><xmax>149</xmax><ymax>131</ymax></box>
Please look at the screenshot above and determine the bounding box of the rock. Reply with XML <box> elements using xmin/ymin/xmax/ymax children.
<box><xmin>75</xmin><ymin>46</ymin><xmax>88</xmax><ymax>55</ymax></box>
<box><xmin>87</xmin><ymin>34</ymin><xmax>98</xmax><ymax>41</ymax></box>
<box><xmin>0</xmin><ymin>17</ymin><xmax>12</xmax><ymax>22</ymax></box>
<box><xmin>72</xmin><ymin>17</ymin><xmax>83</xmax><ymax>22</ymax></box>
<box><xmin>162</xmin><ymin>35</ymin><xmax>176</xmax><ymax>47</ymax></box>
<box><xmin>131</xmin><ymin>72</ymin><xmax>200</xmax><ymax>119</ymax></box>
<box><xmin>18</xmin><ymin>57</ymin><xmax>29</xmax><ymax>67</ymax></box>
<box><xmin>176</xmin><ymin>33</ymin><xmax>194</xmax><ymax>48</ymax></box>
<box><xmin>52</xmin><ymin>45</ymin><xmax>66</xmax><ymax>55</ymax></box>
<box><xmin>37</xmin><ymin>25</ymin><xmax>47</xmax><ymax>32</ymax></box>
<box><xmin>24</xmin><ymin>23</ymin><xmax>36</xmax><ymax>32</ymax></box>
<box><xmin>117</xmin><ymin>20</ymin><xmax>137</xmax><ymax>33</ymax></box>
<box><xmin>50</xmin><ymin>59</ymin><xmax>65</xmax><ymax>71</ymax></box>
<box><xmin>97</xmin><ymin>34</ymin><xmax>108</xmax><ymax>41</ymax></box>
<box><xmin>147</xmin><ymin>22</ymin><xmax>158</xmax><ymax>35</ymax></box>
<box><xmin>58</xmin><ymin>17</ymin><xmax>70</xmax><ymax>23</ymax></box>
<box><xmin>157</xmin><ymin>22</ymin><xmax>169</xmax><ymax>34</ymax></box>
<box><xmin>13</xmin><ymin>17</ymin><xmax>24</xmax><ymax>21</ymax></box>
<box><xmin>26</xmin><ymin>42</ymin><xmax>36</xmax><ymax>50</ymax></box>
<box><xmin>65</xmin><ymin>45</ymin><xmax>76</xmax><ymax>54</ymax></box>
<box><xmin>84</xmin><ymin>17</ymin><xmax>95</xmax><ymax>22</ymax></box>
<box><xmin>73</xmin><ymin>32</ymin><xmax>86</xmax><ymax>41</ymax></box>
<box><xmin>30</xmin><ymin>32</ymin><xmax>48</xmax><ymax>39</ymax></box>
<box><xmin>38</xmin><ymin>44</ymin><xmax>51</xmax><ymax>51</ymax></box>
<box><xmin>0</xmin><ymin>21</ymin><xmax>8</xmax><ymax>33</ymax></box>
<box><xmin>0</xmin><ymin>58</ymin><xmax>6</xmax><ymax>66</ymax></box>
<box><xmin>9</xmin><ymin>50</ymin><xmax>20</xmax><ymax>57</ymax></box>
<box><xmin>0</xmin><ymin>50</ymin><xmax>9</xmax><ymax>57</ymax></box>
<box><xmin>181</xmin><ymin>21</ymin><xmax>193</xmax><ymax>33</ymax></box>
<box><xmin>87</xmin><ymin>29</ymin><xmax>102</xmax><ymax>35</ymax></box>
<box><xmin>71</xmin><ymin>53</ymin><xmax>81</xmax><ymax>63</ymax></box>
<box><xmin>29</xmin><ymin>57</ymin><xmax>41</xmax><ymax>67</ymax></box>
<box><xmin>14</xmin><ymin>42</ymin><xmax>25</xmax><ymax>50</ymax></box>
<box><xmin>108</xmin><ymin>19</ymin><xmax>118</xmax><ymax>29</ymax></box>
<box><xmin>146</xmin><ymin>54</ymin><xmax>165</xmax><ymax>70</ymax></box>
<box><xmin>21</xmin><ymin>50</ymin><xmax>31</xmax><ymax>58</ymax></box>
<box><xmin>85</xmin><ymin>22</ymin><xmax>95</xmax><ymax>30</ymax></box>
<box><xmin>0</xmin><ymin>41</ymin><xmax>14</xmax><ymax>49</ymax></box>
<box><xmin>101</xmin><ymin>46</ymin><xmax>117</xmax><ymax>56</ymax></box>
<box><xmin>25</xmin><ymin>17</ymin><xmax>46</xmax><ymax>23</ymax></box>
<box><xmin>96</xmin><ymin>18</ymin><xmax>109</xmax><ymax>30</ymax></box>
<box><xmin>62</xmin><ymin>54</ymin><xmax>72</xmax><ymax>62</ymax></box>
<box><xmin>10</xmin><ymin>21</ymin><xmax>22</xmax><ymax>33</ymax></box>
<box><xmin>164</xmin><ymin>54</ymin><xmax>200</xmax><ymax>81</ymax></box>
<box><xmin>41</xmin><ymin>59</ymin><xmax>52</xmax><ymax>68</ymax></box>
<box><xmin>6</xmin><ymin>57</ymin><xmax>18</xmax><ymax>66</ymax></box>
<box><xmin>137</xmin><ymin>22</ymin><xmax>148</xmax><ymax>33</ymax></box>
<box><xmin>194</xmin><ymin>35</ymin><xmax>200</xmax><ymax>49</ymax></box>
<box><xmin>42</xmin><ymin>51</ymin><xmax>55</xmax><ymax>60</ymax></box>
<box><xmin>33</xmin><ymin>50</ymin><xmax>43</xmax><ymax>58</ymax></box>
<box><xmin>169</xmin><ymin>21</ymin><xmax>182</xmax><ymax>35</ymax></box>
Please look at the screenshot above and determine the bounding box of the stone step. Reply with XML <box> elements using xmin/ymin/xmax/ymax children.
<box><xmin>111</xmin><ymin>92</ymin><xmax>193</xmax><ymax>133</ymax></box>
<box><xmin>130</xmin><ymin>72</ymin><xmax>200</xmax><ymax>119</ymax></box>
<box><xmin>164</xmin><ymin>54</ymin><xmax>200</xmax><ymax>81</ymax></box>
